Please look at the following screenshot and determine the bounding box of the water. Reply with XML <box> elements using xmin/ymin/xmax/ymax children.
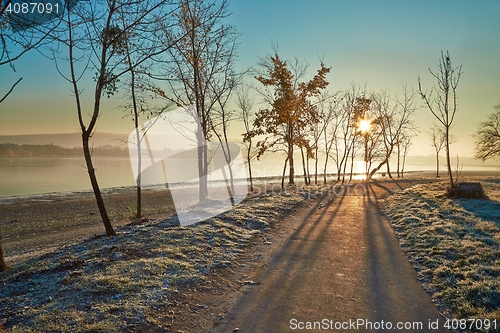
<box><xmin>1</xmin><ymin>156</ymin><xmax>499</xmax><ymax>198</ymax></box>
<box><xmin>0</xmin><ymin>157</ymin><xmax>135</xmax><ymax>198</ymax></box>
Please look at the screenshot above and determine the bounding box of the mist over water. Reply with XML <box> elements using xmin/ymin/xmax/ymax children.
<box><xmin>0</xmin><ymin>157</ymin><xmax>135</xmax><ymax>198</ymax></box>
<box><xmin>1</xmin><ymin>156</ymin><xmax>499</xmax><ymax>198</ymax></box>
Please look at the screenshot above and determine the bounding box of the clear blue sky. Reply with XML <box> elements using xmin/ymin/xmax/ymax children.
<box><xmin>1</xmin><ymin>0</ymin><xmax>499</xmax><ymax>157</ymax></box>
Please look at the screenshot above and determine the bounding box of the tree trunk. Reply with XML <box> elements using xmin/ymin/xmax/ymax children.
<box><xmin>127</xmin><ymin>38</ymin><xmax>142</xmax><ymax>219</ymax></box>
<box><xmin>132</xmin><ymin>94</ymin><xmax>142</xmax><ymax>219</ymax></box>
<box><xmin>288</xmin><ymin>144</ymin><xmax>295</xmax><ymax>185</ymax></box>
<box><xmin>282</xmin><ymin>156</ymin><xmax>289</xmax><ymax>189</ymax></box>
<box><xmin>136</xmin><ymin>183</ymin><xmax>142</xmax><ymax>219</ymax></box>
<box><xmin>445</xmin><ymin>127</ymin><xmax>454</xmax><ymax>188</ymax></box>
<box><xmin>0</xmin><ymin>230</ymin><xmax>7</xmax><ymax>272</ymax></box>
<box><xmin>247</xmin><ymin>147</ymin><xmax>253</xmax><ymax>192</ymax></box>
<box><xmin>338</xmin><ymin>144</ymin><xmax>351</xmax><ymax>183</ymax></box>
<box><xmin>135</xmin><ymin>124</ymin><xmax>142</xmax><ymax>219</ymax></box>
<box><xmin>386</xmin><ymin>160</ymin><xmax>393</xmax><ymax>179</ymax></box>
<box><xmin>314</xmin><ymin>146</ymin><xmax>319</xmax><ymax>184</ymax></box>
<box><xmin>402</xmin><ymin>153</ymin><xmax>407</xmax><ymax>178</ymax></box>
<box><xmin>197</xmin><ymin>129</ymin><xmax>208</xmax><ymax>203</ymax></box>
<box><xmin>369</xmin><ymin>143</ymin><xmax>395</xmax><ymax>180</ymax></box>
<box><xmin>300</xmin><ymin>147</ymin><xmax>308</xmax><ymax>185</ymax></box>
<box><xmin>349</xmin><ymin>149</ymin><xmax>355</xmax><ymax>181</ymax></box>
<box><xmin>323</xmin><ymin>153</ymin><xmax>329</xmax><ymax>185</ymax></box>
<box><xmin>337</xmin><ymin>159</ymin><xmax>343</xmax><ymax>182</ymax></box>
<box><xmin>436</xmin><ymin>153</ymin><xmax>440</xmax><ymax>177</ymax></box>
<box><xmin>306</xmin><ymin>154</ymin><xmax>312</xmax><ymax>185</ymax></box>
<box><xmin>219</xmin><ymin>141</ymin><xmax>235</xmax><ymax>206</ymax></box>
<box><xmin>368</xmin><ymin>159</ymin><xmax>386</xmax><ymax>180</ymax></box>
<box><xmin>396</xmin><ymin>144</ymin><xmax>401</xmax><ymax>178</ymax></box>
<box><xmin>221</xmin><ymin>163</ymin><xmax>235</xmax><ymax>205</ymax></box>
<box><xmin>82</xmin><ymin>132</ymin><xmax>115</xmax><ymax>237</ymax></box>
<box><xmin>342</xmin><ymin>150</ymin><xmax>348</xmax><ymax>183</ymax></box>
<box><xmin>336</xmin><ymin>150</ymin><xmax>342</xmax><ymax>182</ymax></box>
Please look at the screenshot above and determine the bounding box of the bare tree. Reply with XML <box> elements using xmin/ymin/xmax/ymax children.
<box><xmin>430</xmin><ymin>126</ymin><xmax>446</xmax><ymax>177</ymax></box>
<box><xmin>307</xmin><ymin>92</ymin><xmax>337</xmax><ymax>184</ymax></box>
<box><xmin>418</xmin><ymin>50</ymin><xmax>463</xmax><ymax>188</ymax></box>
<box><xmin>150</xmin><ymin>0</ymin><xmax>239</xmax><ymax>203</ymax></box>
<box><xmin>335</xmin><ymin>85</ymin><xmax>366</xmax><ymax>182</ymax></box>
<box><xmin>391</xmin><ymin>128</ymin><xmax>413</xmax><ymax>179</ymax></box>
<box><xmin>474</xmin><ymin>104</ymin><xmax>500</xmax><ymax>162</ymax></box>
<box><xmin>396</xmin><ymin>129</ymin><xmax>413</xmax><ymax>178</ymax></box>
<box><xmin>311</xmin><ymin>92</ymin><xmax>342</xmax><ymax>184</ymax></box>
<box><xmin>350</xmin><ymin>95</ymin><xmax>372</xmax><ymax>179</ymax></box>
<box><xmin>117</xmin><ymin>1</ymin><xmax>180</xmax><ymax>219</ymax></box>
<box><xmin>320</xmin><ymin>93</ymin><xmax>342</xmax><ymax>184</ymax></box>
<box><xmin>210</xmin><ymin>68</ymin><xmax>241</xmax><ymax>205</ymax></box>
<box><xmin>357</xmin><ymin>107</ymin><xmax>385</xmax><ymax>180</ymax></box>
<box><xmin>121</xmin><ymin>41</ymin><xmax>145</xmax><ymax>219</ymax></box>
<box><xmin>52</xmin><ymin>0</ymin><xmax>177</xmax><ymax>236</ymax></box>
<box><xmin>236</xmin><ymin>86</ymin><xmax>257</xmax><ymax>192</ymax></box>
<box><xmin>367</xmin><ymin>86</ymin><xmax>416</xmax><ymax>179</ymax></box>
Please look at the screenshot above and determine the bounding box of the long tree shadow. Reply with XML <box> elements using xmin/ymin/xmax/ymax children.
<box><xmin>362</xmin><ymin>182</ymin><xmax>450</xmax><ymax>332</ymax></box>
<box><xmin>482</xmin><ymin>178</ymin><xmax>500</xmax><ymax>184</ymax></box>
<box><xmin>217</xmin><ymin>189</ymin><xmax>350</xmax><ymax>332</ymax></box>
<box><xmin>218</xmin><ymin>180</ymin><xmax>450</xmax><ymax>332</ymax></box>
<box><xmin>455</xmin><ymin>197</ymin><xmax>500</xmax><ymax>226</ymax></box>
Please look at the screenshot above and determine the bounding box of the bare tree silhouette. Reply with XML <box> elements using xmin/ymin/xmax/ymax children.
<box><xmin>418</xmin><ymin>50</ymin><xmax>462</xmax><ymax>189</ymax></box>
<box><xmin>475</xmin><ymin>104</ymin><xmax>500</xmax><ymax>162</ymax></box>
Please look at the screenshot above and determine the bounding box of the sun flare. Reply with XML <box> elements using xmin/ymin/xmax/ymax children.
<box><xmin>358</xmin><ymin>119</ymin><xmax>371</xmax><ymax>133</ymax></box>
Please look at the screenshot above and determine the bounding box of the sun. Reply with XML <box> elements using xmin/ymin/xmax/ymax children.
<box><xmin>358</xmin><ymin>119</ymin><xmax>371</xmax><ymax>133</ymax></box>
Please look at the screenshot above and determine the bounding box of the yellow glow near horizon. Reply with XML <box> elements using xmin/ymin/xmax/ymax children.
<box><xmin>358</xmin><ymin>119</ymin><xmax>371</xmax><ymax>133</ymax></box>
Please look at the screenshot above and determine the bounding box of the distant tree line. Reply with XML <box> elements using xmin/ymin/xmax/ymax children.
<box><xmin>0</xmin><ymin>143</ymin><xmax>128</xmax><ymax>157</ymax></box>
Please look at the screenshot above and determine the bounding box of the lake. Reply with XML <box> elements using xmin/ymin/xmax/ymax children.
<box><xmin>1</xmin><ymin>156</ymin><xmax>499</xmax><ymax>198</ymax></box>
<box><xmin>0</xmin><ymin>157</ymin><xmax>136</xmax><ymax>198</ymax></box>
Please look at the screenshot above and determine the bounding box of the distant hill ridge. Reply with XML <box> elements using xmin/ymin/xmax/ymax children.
<box><xmin>0</xmin><ymin>132</ymin><xmax>128</xmax><ymax>148</ymax></box>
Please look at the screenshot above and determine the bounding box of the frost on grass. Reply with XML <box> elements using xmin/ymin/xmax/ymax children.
<box><xmin>386</xmin><ymin>180</ymin><xmax>500</xmax><ymax>331</ymax></box>
<box><xmin>0</xmin><ymin>191</ymin><xmax>305</xmax><ymax>332</ymax></box>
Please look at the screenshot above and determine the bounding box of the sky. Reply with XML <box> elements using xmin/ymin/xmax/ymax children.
<box><xmin>1</xmin><ymin>0</ymin><xmax>499</xmax><ymax>157</ymax></box>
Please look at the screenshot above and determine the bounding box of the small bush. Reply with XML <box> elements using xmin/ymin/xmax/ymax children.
<box><xmin>447</xmin><ymin>182</ymin><xmax>489</xmax><ymax>200</ymax></box>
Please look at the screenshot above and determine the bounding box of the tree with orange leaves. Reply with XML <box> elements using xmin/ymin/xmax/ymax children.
<box><xmin>248</xmin><ymin>54</ymin><xmax>330</xmax><ymax>187</ymax></box>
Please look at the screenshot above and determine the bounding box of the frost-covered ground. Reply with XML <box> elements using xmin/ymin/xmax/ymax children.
<box><xmin>0</xmin><ymin>189</ymin><xmax>311</xmax><ymax>332</ymax></box>
<box><xmin>386</xmin><ymin>177</ymin><xmax>500</xmax><ymax>332</ymax></box>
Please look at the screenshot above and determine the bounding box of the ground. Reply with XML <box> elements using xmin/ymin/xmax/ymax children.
<box><xmin>1</xmin><ymin>172</ymin><xmax>499</xmax><ymax>332</ymax></box>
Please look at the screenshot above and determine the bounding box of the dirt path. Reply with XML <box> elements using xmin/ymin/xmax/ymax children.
<box><xmin>215</xmin><ymin>180</ymin><xmax>451</xmax><ymax>333</ymax></box>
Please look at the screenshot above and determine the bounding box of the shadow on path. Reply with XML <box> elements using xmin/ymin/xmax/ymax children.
<box><xmin>217</xmin><ymin>181</ymin><xmax>450</xmax><ymax>333</ymax></box>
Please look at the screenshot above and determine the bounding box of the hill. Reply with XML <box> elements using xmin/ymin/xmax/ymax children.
<box><xmin>0</xmin><ymin>132</ymin><xmax>128</xmax><ymax>148</ymax></box>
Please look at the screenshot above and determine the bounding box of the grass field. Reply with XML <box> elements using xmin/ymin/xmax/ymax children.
<box><xmin>0</xmin><ymin>189</ymin><xmax>310</xmax><ymax>332</ymax></box>
<box><xmin>386</xmin><ymin>177</ymin><xmax>500</xmax><ymax>332</ymax></box>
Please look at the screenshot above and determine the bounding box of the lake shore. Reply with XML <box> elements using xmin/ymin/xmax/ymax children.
<box><xmin>1</xmin><ymin>186</ymin><xmax>176</xmax><ymax>266</ymax></box>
